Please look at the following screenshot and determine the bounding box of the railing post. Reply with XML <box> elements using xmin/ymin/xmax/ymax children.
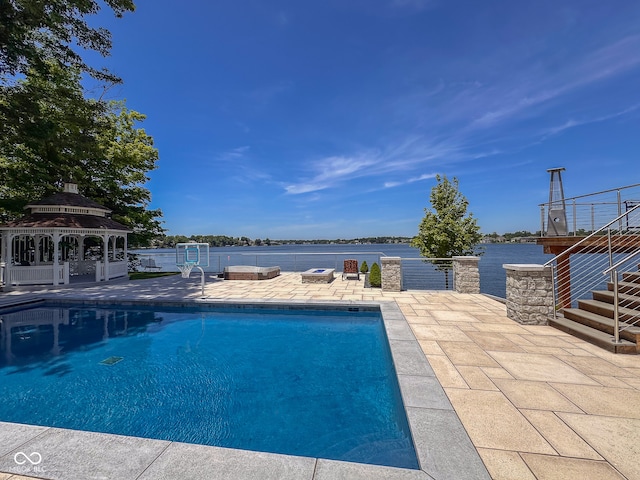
<box><xmin>617</xmin><ymin>190</ymin><xmax>622</xmax><ymax>232</ymax></box>
<box><xmin>572</xmin><ymin>199</ymin><xmax>577</xmax><ymax>236</ymax></box>
<box><xmin>613</xmin><ymin>271</ymin><xmax>621</xmax><ymax>344</ymax></box>
<box><xmin>551</xmin><ymin>263</ymin><xmax>557</xmax><ymax>320</ymax></box>
<box><xmin>540</xmin><ymin>205</ymin><xmax>546</xmax><ymax>236</ymax></box>
<box><xmin>607</xmin><ymin>229</ymin><xmax>614</xmax><ymax>283</ymax></box>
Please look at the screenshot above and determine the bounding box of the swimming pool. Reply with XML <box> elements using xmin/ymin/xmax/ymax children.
<box><xmin>0</xmin><ymin>302</ymin><xmax>419</xmax><ymax>469</ymax></box>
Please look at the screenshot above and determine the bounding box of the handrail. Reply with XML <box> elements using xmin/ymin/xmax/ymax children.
<box><xmin>544</xmin><ymin>203</ymin><xmax>640</xmax><ymax>267</ymax></box>
<box><xmin>538</xmin><ymin>182</ymin><xmax>640</xmax><ymax>206</ymax></box>
<box><xmin>602</xmin><ymin>249</ymin><xmax>640</xmax><ymax>276</ymax></box>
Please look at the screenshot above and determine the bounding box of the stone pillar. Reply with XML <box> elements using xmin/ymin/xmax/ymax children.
<box><xmin>453</xmin><ymin>256</ymin><xmax>480</xmax><ymax>294</ymax></box>
<box><xmin>381</xmin><ymin>257</ymin><xmax>402</xmax><ymax>292</ymax></box>
<box><xmin>503</xmin><ymin>264</ymin><xmax>554</xmax><ymax>325</ymax></box>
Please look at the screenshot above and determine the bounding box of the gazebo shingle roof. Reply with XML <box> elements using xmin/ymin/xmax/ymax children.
<box><xmin>27</xmin><ymin>192</ymin><xmax>110</xmax><ymax>211</ymax></box>
<box><xmin>1</xmin><ymin>213</ymin><xmax>129</xmax><ymax>230</ymax></box>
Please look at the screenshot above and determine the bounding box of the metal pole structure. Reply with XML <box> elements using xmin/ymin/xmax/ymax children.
<box><xmin>617</xmin><ymin>190</ymin><xmax>623</xmax><ymax>232</ymax></box>
<box><xmin>613</xmin><ymin>271</ymin><xmax>620</xmax><ymax>344</ymax></box>
<box><xmin>551</xmin><ymin>263</ymin><xmax>557</xmax><ymax>320</ymax></box>
<box><xmin>195</xmin><ymin>266</ymin><xmax>206</xmax><ymax>298</ymax></box>
<box><xmin>607</xmin><ymin>229</ymin><xmax>614</xmax><ymax>283</ymax></box>
<box><xmin>572</xmin><ymin>199</ymin><xmax>577</xmax><ymax>236</ymax></box>
<box><xmin>540</xmin><ymin>205</ymin><xmax>546</xmax><ymax>236</ymax></box>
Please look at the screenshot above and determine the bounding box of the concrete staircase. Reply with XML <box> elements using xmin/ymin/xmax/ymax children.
<box><xmin>549</xmin><ymin>268</ymin><xmax>640</xmax><ymax>354</ymax></box>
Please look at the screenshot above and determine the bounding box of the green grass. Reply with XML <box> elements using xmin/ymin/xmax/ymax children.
<box><xmin>129</xmin><ymin>271</ymin><xmax>180</xmax><ymax>281</ymax></box>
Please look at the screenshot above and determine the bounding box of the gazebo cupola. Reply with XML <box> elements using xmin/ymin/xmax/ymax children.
<box><xmin>0</xmin><ymin>182</ymin><xmax>130</xmax><ymax>287</ymax></box>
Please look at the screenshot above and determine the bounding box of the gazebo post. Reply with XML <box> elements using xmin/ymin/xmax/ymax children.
<box><xmin>1</xmin><ymin>233</ymin><xmax>8</xmax><ymax>285</ymax></box>
<box><xmin>102</xmin><ymin>232</ymin><xmax>109</xmax><ymax>281</ymax></box>
<box><xmin>123</xmin><ymin>235</ymin><xmax>128</xmax><ymax>266</ymax></box>
<box><xmin>52</xmin><ymin>231</ymin><xmax>60</xmax><ymax>286</ymax></box>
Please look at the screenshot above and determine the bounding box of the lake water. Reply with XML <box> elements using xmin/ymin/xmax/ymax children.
<box><xmin>132</xmin><ymin>243</ymin><xmax>553</xmax><ymax>299</ymax></box>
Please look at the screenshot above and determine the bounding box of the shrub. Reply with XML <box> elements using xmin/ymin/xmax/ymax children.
<box><xmin>360</xmin><ymin>261</ymin><xmax>369</xmax><ymax>273</ymax></box>
<box><xmin>369</xmin><ymin>262</ymin><xmax>381</xmax><ymax>288</ymax></box>
<box><xmin>128</xmin><ymin>253</ymin><xmax>141</xmax><ymax>272</ymax></box>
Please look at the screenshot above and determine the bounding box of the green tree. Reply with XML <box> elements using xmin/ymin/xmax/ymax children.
<box><xmin>0</xmin><ymin>0</ymin><xmax>135</xmax><ymax>83</ymax></box>
<box><xmin>0</xmin><ymin>62</ymin><xmax>162</xmax><ymax>245</ymax></box>
<box><xmin>411</xmin><ymin>175</ymin><xmax>482</xmax><ymax>288</ymax></box>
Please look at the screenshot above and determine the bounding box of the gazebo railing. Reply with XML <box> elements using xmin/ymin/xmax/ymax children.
<box><xmin>8</xmin><ymin>263</ymin><xmax>69</xmax><ymax>286</ymax></box>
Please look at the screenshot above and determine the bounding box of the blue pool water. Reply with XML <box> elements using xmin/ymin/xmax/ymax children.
<box><xmin>0</xmin><ymin>303</ymin><xmax>419</xmax><ymax>469</ymax></box>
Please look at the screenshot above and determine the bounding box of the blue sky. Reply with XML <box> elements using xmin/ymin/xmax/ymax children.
<box><xmin>90</xmin><ymin>0</ymin><xmax>640</xmax><ymax>238</ymax></box>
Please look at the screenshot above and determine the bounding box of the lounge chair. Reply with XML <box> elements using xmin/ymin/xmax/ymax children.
<box><xmin>140</xmin><ymin>258</ymin><xmax>161</xmax><ymax>271</ymax></box>
<box><xmin>342</xmin><ymin>259</ymin><xmax>360</xmax><ymax>280</ymax></box>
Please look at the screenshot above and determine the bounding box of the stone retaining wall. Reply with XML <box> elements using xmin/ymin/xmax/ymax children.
<box><xmin>503</xmin><ymin>264</ymin><xmax>554</xmax><ymax>325</ymax></box>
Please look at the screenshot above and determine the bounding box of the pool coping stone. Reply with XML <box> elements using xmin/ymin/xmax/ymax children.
<box><xmin>0</xmin><ymin>295</ymin><xmax>490</xmax><ymax>480</ymax></box>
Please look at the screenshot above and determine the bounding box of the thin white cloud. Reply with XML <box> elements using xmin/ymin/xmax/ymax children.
<box><xmin>468</xmin><ymin>34</ymin><xmax>640</xmax><ymax>129</ymax></box>
<box><xmin>540</xmin><ymin>103</ymin><xmax>640</xmax><ymax>139</ymax></box>
<box><xmin>383</xmin><ymin>173</ymin><xmax>437</xmax><ymax>188</ymax></box>
<box><xmin>284</xmin><ymin>155</ymin><xmax>378</xmax><ymax>194</ymax></box>
<box><xmin>217</xmin><ymin>146</ymin><xmax>250</xmax><ymax>162</ymax></box>
<box><xmin>283</xmin><ymin>138</ymin><xmax>459</xmax><ymax>195</ymax></box>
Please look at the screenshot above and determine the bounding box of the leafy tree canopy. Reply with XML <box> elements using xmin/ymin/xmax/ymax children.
<box><xmin>411</xmin><ymin>175</ymin><xmax>482</xmax><ymax>258</ymax></box>
<box><xmin>0</xmin><ymin>0</ymin><xmax>135</xmax><ymax>83</ymax></box>
<box><xmin>0</xmin><ymin>61</ymin><xmax>162</xmax><ymax>246</ymax></box>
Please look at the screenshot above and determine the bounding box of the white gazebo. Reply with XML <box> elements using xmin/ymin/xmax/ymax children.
<box><xmin>0</xmin><ymin>182</ymin><xmax>130</xmax><ymax>287</ymax></box>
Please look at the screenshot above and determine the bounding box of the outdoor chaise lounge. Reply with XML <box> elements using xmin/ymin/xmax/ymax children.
<box><xmin>342</xmin><ymin>259</ymin><xmax>360</xmax><ymax>280</ymax></box>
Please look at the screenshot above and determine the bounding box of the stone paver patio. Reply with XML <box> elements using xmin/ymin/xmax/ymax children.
<box><xmin>1</xmin><ymin>272</ymin><xmax>639</xmax><ymax>479</ymax></box>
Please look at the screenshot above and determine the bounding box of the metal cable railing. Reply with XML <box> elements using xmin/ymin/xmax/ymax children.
<box><xmin>603</xmin><ymin>250</ymin><xmax>640</xmax><ymax>343</ymax></box>
<box><xmin>539</xmin><ymin>182</ymin><xmax>640</xmax><ymax>236</ymax></box>
<box><xmin>135</xmin><ymin>251</ymin><xmax>389</xmax><ymax>274</ymax></box>
<box><xmin>544</xmin><ymin>204</ymin><xmax>640</xmax><ymax>318</ymax></box>
<box><xmin>400</xmin><ymin>258</ymin><xmax>454</xmax><ymax>290</ymax></box>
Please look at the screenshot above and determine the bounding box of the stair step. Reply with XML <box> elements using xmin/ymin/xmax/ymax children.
<box><xmin>622</xmin><ymin>271</ymin><xmax>640</xmax><ymax>284</ymax></box>
<box><xmin>577</xmin><ymin>299</ymin><xmax>640</xmax><ymax>323</ymax></box>
<box><xmin>549</xmin><ymin>316</ymin><xmax>637</xmax><ymax>354</ymax></box>
<box><xmin>607</xmin><ymin>281</ymin><xmax>640</xmax><ymax>295</ymax></box>
<box><xmin>564</xmin><ymin>307</ymin><xmax>640</xmax><ymax>343</ymax></box>
<box><xmin>592</xmin><ymin>290</ymin><xmax>640</xmax><ymax>309</ymax></box>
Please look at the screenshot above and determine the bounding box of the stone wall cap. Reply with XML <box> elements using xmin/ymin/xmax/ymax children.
<box><xmin>453</xmin><ymin>256</ymin><xmax>480</xmax><ymax>261</ymax></box>
<box><xmin>503</xmin><ymin>264</ymin><xmax>550</xmax><ymax>272</ymax></box>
